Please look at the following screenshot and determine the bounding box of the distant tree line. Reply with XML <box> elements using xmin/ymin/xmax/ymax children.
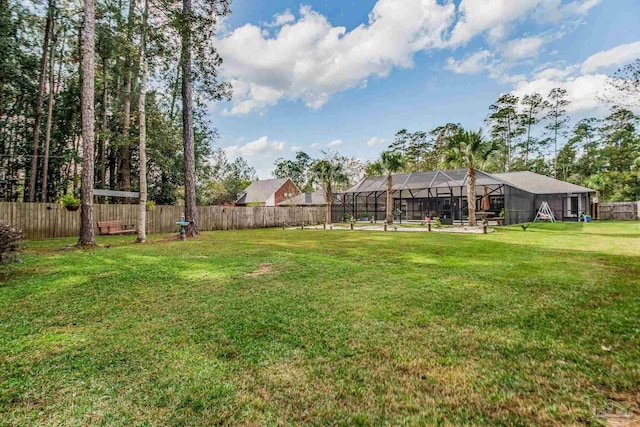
<box><xmin>374</xmin><ymin>82</ymin><xmax>640</xmax><ymax>202</ymax></box>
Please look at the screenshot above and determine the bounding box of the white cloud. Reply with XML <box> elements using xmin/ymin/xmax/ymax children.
<box><xmin>449</xmin><ymin>0</ymin><xmax>540</xmax><ymax>46</ymax></box>
<box><xmin>562</xmin><ymin>0</ymin><xmax>601</xmax><ymax>16</ymax></box>
<box><xmin>223</xmin><ymin>136</ymin><xmax>289</xmax><ymax>179</ymax></box>
<box><xmin>446</xmin><ymin>50</ymin><xmax>494</xmax><ymax>74</ymax></box>
<box><xmin>512</xmin><ymin>73</ymin><xmax>610</xmax><ymax>114</ymax></box>
<box><xmin>218</xmin><ymin>0</ymin><xmax>456</xmax><ymax>115</ymax></box>
<box><xmin>222</xmin><ymin>79</ymin><xmax>284</xmax><ymax>115</ymax></box>
<box><xmin>446</xmin><ymin>35</ymin><xmax>553</xmax><ymax>79</ymax></box>
<box><xmin>290</xmin><ymin>145</ymin><xmax>302</xmax><ymax>152</ymax></box>
<box><xmin>218</xmin><ymin>0</ymin><xmax>602</xmax><ymax>115</ymax></box>
<box><xmin>581</xmin><ymin>40</ymin><xmax>640</xmax><ymax>73</ymax></box>
<box><xmin>310</xmin><ymin>143</ymin><xmax>320</xmax><ymax>148</ymax></box>
<box><xmin>328</xmin><ymin>139</ymin><xmax>342</xmax><ymax>147</ymax></box>
<box><xmin>533</xmin><ymin>65</ymin><xmax>575</xmax><ymax>80</ymax></box>
<box><xmin>448</xmin><ymin>0</ymin><xmax>599</xmax><ymax>46</ymax></box>
<box><xmin>367</xmin><ymin>137</ymin><xmax>387</xmax><ymax>147</ymax></box>
<box><xmin>266</xmin><ymin>10</ymin><xmax>295</xmax><ymax>28</ymax></box>
<box><xmin>501</xmin><ymin>36</ymin><xmax>547</xmax><ymax>61</ymax></box>
<box><xmin>510</xmin><ymin>40</ymin><xmax>639</xmax><ymax>115</ymax></box>
<box><xmin>224</xmin><ymin>136</ymin><xmax>285</xmax><ymax>157</ymax></box>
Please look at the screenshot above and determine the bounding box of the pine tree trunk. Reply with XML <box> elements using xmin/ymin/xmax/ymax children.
<box><xmin>525</xmin><ymin>111</ymin><xmax>532</xmax><ymax>167</ymax></box>
<box><xmin>169</xmin><ymin>67</ymin><xmax>180</xmax><ymax>122</ymax></box>
<box><xmin>119</xmin><ymin>0</ymin><xmax>135</xmax><ymax>197</ymax></box>
<box><xmin>506</xmin><ymin>117</ymin><xmax>511</xmax><ymax>172</ymax></box>
<box><xmin>467</xmin><ymin>167</ymin><xmax>476</xmax><ymax>226</ymax></box>
<box><xmin>386</xmin><ymin>173</ymin><xmax>393</xmax><ymax>224</ymax></box>
<box><xmin>41</xmin><ymin>18</ymin><xmax>57</xmax><ymax>202</ymax></box>
<box><xmin>120</xmin><ymin>75</ymin><xmax>132</xmax><ymax>193</ymax></box>
<box><xmin>99</xmin><ymin>53</ymin><xmax>108</xmax><ymax>194</ymax></box>
<box><xmin>109</xmin><ymin>147</ymin><xmax>117</xmax><ymax>190</ymax></box>
<box><xmin>325</xmin><ymin>182</ymin><xmax>332</xmax><ymax>224</ymax></box>
<box><xmin>79</xmin><ymin>0</ymin><xmax>96</xmax><ymax>246</ymax></box>
<box><xmin>181</xmin><ymin>0</ymin><xmax>198</xmax><ymax>236</ymax></box>
<box><xmin>136</xmin><ymin>0</ymin><xmax>148</xmax><ymax>243</ymax></box>
<box><xmin>553</xmin><ymin>115</ymin><xmax>558</xmax><ymax>179</ymax></box>
<box><xmin>28</xmin><ymin>1</ymin><xmax>53</xmax><ymax>202</ymax></box>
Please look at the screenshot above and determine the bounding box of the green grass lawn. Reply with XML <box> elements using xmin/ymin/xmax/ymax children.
<box><xmin>1</xmin><ymin>222</ymin><xmax>639</xmax><ymax>426</ymax></box>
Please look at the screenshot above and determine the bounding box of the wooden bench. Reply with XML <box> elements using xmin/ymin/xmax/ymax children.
<box><xmin>97</xmin><ymin>220</ymin><xmax>136</xmax><ymax>235</ymax></box>
<box><xmin>495</xmin><ymin>217</ymin><xmax>504</xmax><ymax>226</ymax></box>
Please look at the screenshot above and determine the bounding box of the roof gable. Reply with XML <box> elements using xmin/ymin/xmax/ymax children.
<box><xmin>236</xmin><ymin>178</ymin><xmax>290</xmax><ymax>204</ymax></box>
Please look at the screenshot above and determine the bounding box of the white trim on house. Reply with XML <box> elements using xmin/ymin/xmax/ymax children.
<box><xmin>265</xmin><ymin>193</ymin><xmax>276</xmax><ymax>206</ymax></box>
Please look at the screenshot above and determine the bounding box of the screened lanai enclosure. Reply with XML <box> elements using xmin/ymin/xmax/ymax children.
<box><xmin>333</xmin><ymin>169</ymin><xmax>514</xmax><ymax>224</ymax></box>
<box><xmin>331</xmin><ymin>169</ymin><xmax>593</xmax><ymax>225</ymax></box>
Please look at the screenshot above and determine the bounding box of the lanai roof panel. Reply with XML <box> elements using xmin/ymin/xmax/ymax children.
<box><xmin>344</xmin><ymin>169</ymin><xmax>508</xmax><ymax>194</ymax></box>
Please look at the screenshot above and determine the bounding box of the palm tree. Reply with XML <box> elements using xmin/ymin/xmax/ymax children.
<box><xmin>444</xmin><ymin>130</ymin><xmax>496</xmax><ymax>226</ymax></box>
<box><xmin>310</xmin><ymin>159</ymin><xmax>348</xmax><ymax>225</ymax></box>
<box><xmin>369</xmin><ymin>151</ymin><xmax>405</xmax><ymax>224</ymax></box>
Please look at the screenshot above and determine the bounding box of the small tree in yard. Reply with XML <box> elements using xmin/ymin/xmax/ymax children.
<box><xmin>368</xmin><ymin>151</ymin><xmax>405</xmax><ymax>224</ymax></box>
<box><xmin>444</xmin><ymin>130</ymin><xmax>496</xmax><ymax>227</ymax></box>
<box><xmin>310</xmin><ymin>159</ymin><xmax>348</xmax><ymax>225</ymax></box>
<box><xmin>0</xmin><ymin>222</ymin><xmax>22</xmax><ymax>264</ymax></box>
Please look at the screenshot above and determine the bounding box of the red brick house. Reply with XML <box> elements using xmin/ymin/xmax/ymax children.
<box><xmin>235</xmin><ymin>178</ymin><xmax>301</xmax><ymax>207</ymax></box>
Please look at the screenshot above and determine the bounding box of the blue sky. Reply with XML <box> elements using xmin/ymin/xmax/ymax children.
<box><xmin>210</xmin><ymin>0</ymin><xmax>640</xmax><ymax>178</ymax></box>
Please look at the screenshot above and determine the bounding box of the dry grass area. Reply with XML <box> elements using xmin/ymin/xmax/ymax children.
<box><xmin>0</xmin><ymin>221</ymin><xmax>638</xmax><ymax>426</ymax></box>
<box><xmin>246</xmin><ymin>263</ymin><xmax>275</xmax><ymax>278</ymax></box>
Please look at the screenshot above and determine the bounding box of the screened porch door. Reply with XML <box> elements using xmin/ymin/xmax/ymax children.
<box><xmin>437</xmin><ymin>194</ymin><xmax>453</xmax><ymax>224</ymax></box>
<box><xmin>565</xmin><ymin>195</ymin><xmax>579</xmax><ymax>218</ymax></box>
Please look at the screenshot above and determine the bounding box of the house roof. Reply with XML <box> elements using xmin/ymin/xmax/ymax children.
<box><xmin>492</xmin><ymin>171</ymin><xmax>594</xmax><ymax>194</ymax></box>
<box><xmin>343</xmin><ymin>169</ymin><xmax>508</xmax><ymax>194</ymax></box>
<box><xmin>342</xmin><ymin>169</ymin><xmax>594</xmax><ymax>196</ymax></box>
<box><xmin>279</xmin><ymin>189</ymin><xmax>341</xmax><ymax>206</ymax></box>
<box><xmin>236</xmin><ymin>178</ymin><xmax>290</xmax><ymax>204</ymax></box>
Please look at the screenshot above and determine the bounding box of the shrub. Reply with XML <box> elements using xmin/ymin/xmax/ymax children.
<box><xmin>59</xmin><ymin>194</ymin><xmax>80</xmax><ymax>207</ymax></box>
<box><xmin>145</xmin><ymin>200</ymin><xmax>156</xmax><ymax>210</ymax></box>
<box><xmin>0</xmin><ymin>222</ymin><xmax>22</xmax><ymax>264</ymax></box>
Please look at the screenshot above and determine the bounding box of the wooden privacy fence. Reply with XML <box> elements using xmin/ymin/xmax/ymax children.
<box><xmin>0</xmin><ymin>203</ymin><xmax>326</xmax><ymax>239</ymax></box>
<box><xmin>598</xmin><ymin>202</ymin><xmax>639</xmax><ymax>220</ymax></box>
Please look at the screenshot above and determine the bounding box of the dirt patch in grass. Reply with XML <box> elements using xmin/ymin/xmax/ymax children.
<box><xmin>246</xmin><ymin>263</ymin><xmax>275</xmax><ymax>278</ymax></box>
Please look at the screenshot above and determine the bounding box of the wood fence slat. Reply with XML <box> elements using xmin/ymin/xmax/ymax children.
<box><xmin>0</xmin><ymin>202</ymin><xmax>326</xmax><ymax>239</ymax></box>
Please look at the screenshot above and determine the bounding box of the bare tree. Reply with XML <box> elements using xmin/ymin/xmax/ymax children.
<box><xmin>78</xmin><ymin>0</ymin><xmax>96</xmax><ymax>246</ymax></box>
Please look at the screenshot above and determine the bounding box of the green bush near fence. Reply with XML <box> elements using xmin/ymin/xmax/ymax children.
<box><xmin>1</xmin><ymin>222</ymin><xmax>639</xmax><ymax>425</ymax></box>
